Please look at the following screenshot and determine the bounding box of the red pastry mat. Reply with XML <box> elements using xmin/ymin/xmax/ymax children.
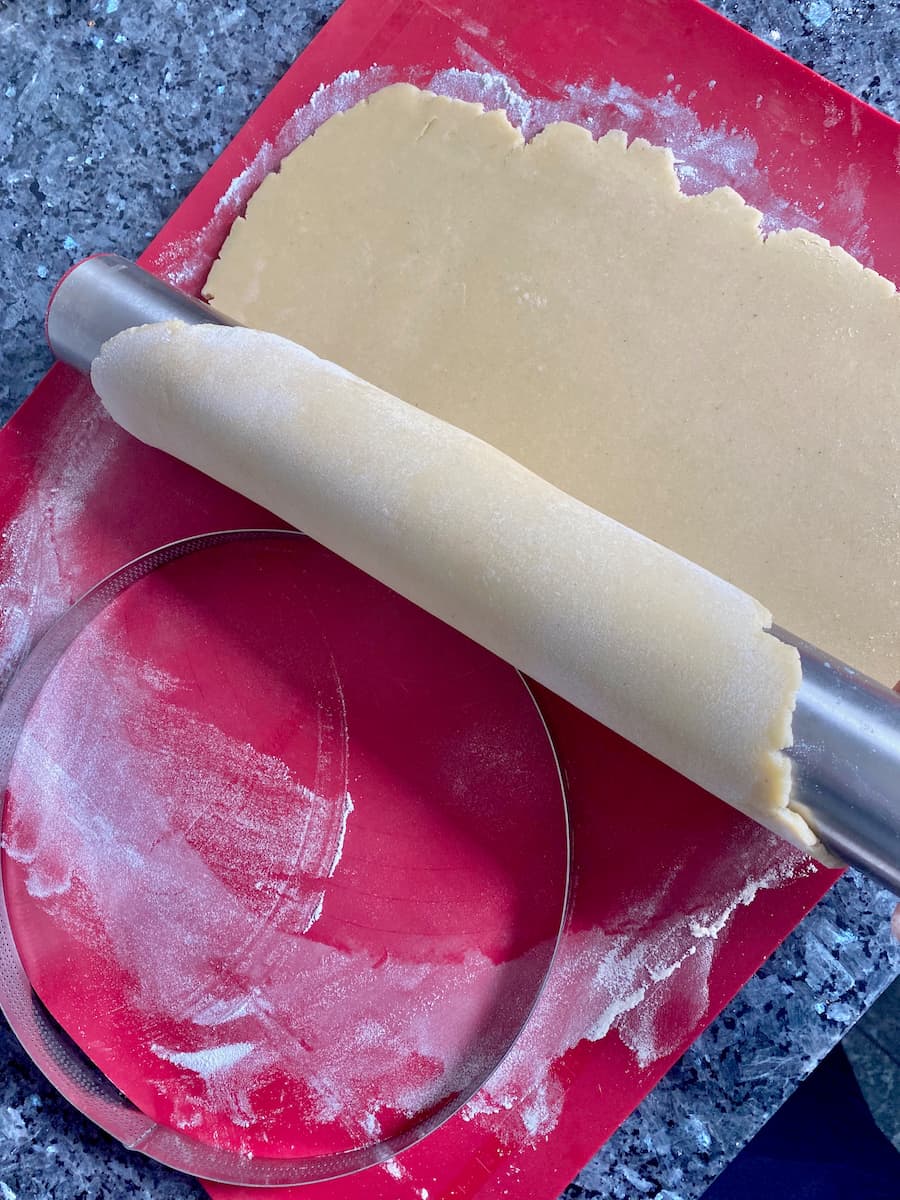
<box><xmin>3</xmin><ymin>0</ymin><xmax>898</xmax><ymax>1197</ymax></box>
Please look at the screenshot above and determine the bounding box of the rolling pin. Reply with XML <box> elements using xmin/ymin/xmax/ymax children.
<box><xmin>47</xmin><ymin>254</ymin><xmax>900</xmax><ymax>893</ymax></box>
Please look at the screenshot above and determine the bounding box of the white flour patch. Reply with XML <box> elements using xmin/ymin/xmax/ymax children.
<box><xmin>462</xmin><ymin>826</ymin><xmax>814</xmax><ymax>1141</ymax></box>
<box><xmin>383</xmin><ymin>1157</ymin><xmax>405</xmax><ymax>1180</ymax></box>
<box><xmin>823</xmin><ymin>96</ymin><xmax>844</xmax><ymax>130</ymax></box>
<box><xmin>2</xmin><ymin>610</ymin><xmax>376</xmax><ymax>1143</ymax></box>
<box><xmin>428</xmin><ymin>59</ymin><xmax>823</xmax><ymax>236</ymax></box>
<box><xmin>0</xmin><ymin>386</ymin><xmax>121</xmax><ymax>687</ymax></box>
<box><xmin>827</xmin><ymin>160</ymin><xmax>871</xmax><ymax>257</ymax></box>
<box><xmin>153</xmin><ymin>1040</ymin><xmax>256</xmax><ymax>1079</ymax></box>
<box><xmin>152</xmin><ymin>1041</ymin><xmax>260</xmax><ymax>1129</ymax></box>
<box><xmin>5</xmin><ymin>626</ymin><xmax>352</xmax><ymax>928</ymax></box>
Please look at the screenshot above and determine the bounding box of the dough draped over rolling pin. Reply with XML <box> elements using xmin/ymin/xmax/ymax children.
<box><xmin>91</xmin><ymin>320</ymin><xmax>819</xmax><ymax>856</ymax></box>
<box><xmin>205</xmin><ymin>84</ymin><xmax>899</xmax><ymax>690</ymax></box>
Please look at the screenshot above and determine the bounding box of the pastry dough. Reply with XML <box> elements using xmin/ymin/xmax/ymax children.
<box><xmin>92</xmin><ymin>322</ymin><xmax>808</xmax><ymax>850</ymax></box>
<box><xmin>206</xmin><ymin>83</ymin><xmax>900</xmax><ymax>689</ymax></box>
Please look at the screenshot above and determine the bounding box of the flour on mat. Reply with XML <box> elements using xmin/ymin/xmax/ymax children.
<box><xmin>2</xmin><ymin>613</ymin><xmax>528</xmax><ymax>1146</ymax></box>
<box><xmin>461</xmin><ymin>832</ymin><xmax>814</xmax><ymax>1140</ymax></box>
<box><xmin>428</xmin><ymin>54</ymin><xmax>867</xmax><ymax>250</ymax></box>
<box><xmin>0</xmin><ymin>386</ymin><xmax>120</xmax><ymax>686</ymax></box>
<box><xmin>10</xmin><ymin>655</ymin><xmax>804</xmax><ymax>1155</ymax></box>
<box><xmin>152</xmin><ymin>1041</ymin><xmax>259</xmax><ymax>1129</ymax></box>
<box><xmin>158</xmin><ymin>48</ymin><xmax>876</xmax><ymax>299</ymax></box>
<box><xmin>6</xmin><ymin>627</ymin><xmax>352</xmax><ymax>923</ymax></box>
<box><xmin>153</xmin><ymin>1041</ymin><xmax>256</xmax><ymax>1079</ymax></box>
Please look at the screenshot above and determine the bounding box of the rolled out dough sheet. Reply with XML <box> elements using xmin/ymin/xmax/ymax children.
<box><xmin>206</xmin><ymin>83</ymin><xmax>900</xmax><ymax>690</ymax></box>
<box><xmin>92</xmin><ymin>321</ymin><xmax>809</xmax><ymax>852</ymax></box>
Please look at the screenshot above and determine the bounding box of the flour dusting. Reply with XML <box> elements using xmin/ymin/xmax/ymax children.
<box><xmin>1</xmin><ymin>608</ymin><xmax>548</xmax><ymax>1152</ymax></box>
<box><xmin>153</xmin><ymin>1040</ymin><xmax>256</xmax><ymax>1080</ymax></box>
<box><xmin>461</xmin><ymin>829</ymin><xmax>814</xmax><ymax>1140</ymax></box>
<box><xmin>383</xmin><ymin>1158</ymin><xmax>405</xmax><ymax>1180</ymax></box>
<box><xmin>429</xmin><ymin>57</ymin><xmax>829</xmax><ymax>240</ymax></box>
<box><xmin>0</xmin><ymin>386</ymin><xmax>121</xmax><ymax>686</ymax></box>
<box><xmin>154</xmin><ymin>51</ymin><xmax>875</xmax><ymax>300</ymax></box>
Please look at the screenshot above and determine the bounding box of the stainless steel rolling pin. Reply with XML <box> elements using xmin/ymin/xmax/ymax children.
<box><xmin>46</xmin><ymin>254</ymin><xmax>900</xmax><ymax>894</ymax></box>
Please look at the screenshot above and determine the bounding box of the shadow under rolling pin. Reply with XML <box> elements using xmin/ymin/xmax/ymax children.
<box><xmin>46</xmin><ymin>254</ymin><xmax>900</xmax><ymax>896</ymax></box>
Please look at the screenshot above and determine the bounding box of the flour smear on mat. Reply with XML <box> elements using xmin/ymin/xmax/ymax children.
<box><xmin>0</xmin><ymin>384</ymin><xmax>120</xmax><ymax>686</ymax></box>
<box><xmin>0</xmin><ymin>58</ymin><xmax>828</xmax><ymax>1149</ymax></box>
<box><xmin>2</xmin><ymin>608</ymin><xmax>813</xmax><ymax>1144</ymax></box>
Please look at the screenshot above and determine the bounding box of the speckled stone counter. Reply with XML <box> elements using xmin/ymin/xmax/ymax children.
<box><xmin>1</xmin><ymin>2</ymin><xmax>899</xmax><ymax>1198</ymax></box>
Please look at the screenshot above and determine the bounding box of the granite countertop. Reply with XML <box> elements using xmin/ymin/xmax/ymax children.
<box><xmin>1</xmin><ymin>1</ymin><xmax>899</xmax><ymax>1198</ymax></box>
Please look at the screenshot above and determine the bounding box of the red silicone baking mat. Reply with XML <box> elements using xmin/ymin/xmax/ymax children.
<box><xmin>2</xmin><ymin>0</ymin><xmax>898</xmax><ymax>1197</ymax></box>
